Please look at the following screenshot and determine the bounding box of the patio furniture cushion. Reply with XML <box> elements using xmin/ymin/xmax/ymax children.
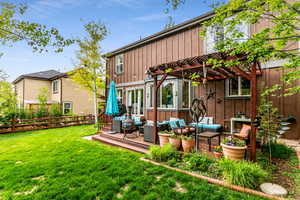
<box><xmin>174</xmin><ymin>128</ymin><xmax>189</xmax><ymax>134</ymax></box>
<box><xmin>202</xmin><ymin>124</ymin><xmax>222</xmax><ymax>130</ymax></box>
<box><xmin>178</xmin><ymin>119</ymin><xmax>187</xmax><ymax>127</ymax></box>
<box><xmin>169</xmin><ymin>120</ymin><xmax>179</xmax><ymax>130</ymax></box>
<box><xmin>235</xmin><ymin>124</ymin><xmax>251</xmax><ymax>139</ymax></box>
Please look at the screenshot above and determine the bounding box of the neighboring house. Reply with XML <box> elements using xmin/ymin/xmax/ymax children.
<box><xmin>106</xmin><ymin>11</ymin><xmax>300</xmax><ymax>139</ymax></box>
<box><xmin>13</xmin><ymin>70</ymin><xmax>95</xmax><ymax>115</ymax></box>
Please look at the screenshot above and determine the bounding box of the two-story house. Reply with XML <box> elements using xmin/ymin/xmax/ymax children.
<box><xmin>105</xmin><ymin>12</ymin><xmax>300</xmax><ymax>139</ymax></box>
<box><xmin>13</xmin><ymin>70</ymin><xmax>95</xmax><ymax>115</ymax></box>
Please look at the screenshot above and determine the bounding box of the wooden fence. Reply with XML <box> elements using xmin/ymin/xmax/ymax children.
<box><xmin>0</xmin><ymin>115</ymin><xmax>95</xmax><ymax>134</ymax></box>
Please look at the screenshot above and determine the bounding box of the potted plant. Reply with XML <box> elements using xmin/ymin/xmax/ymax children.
<box><xmin>181</xmin><ymin>135</ymin><xmax>195</xmax><ymax>152</ymax></box>
<box><xmin>221</xmin><ymin>137</ymin><xmax>247</xmax><ymax>160</ymax></box>
<box><xmin>158</xmin><ymin>131</ymin><xmax>172</xmax><ymax>147</ymax></box>
<box><xmin>213</xmin><ymin>145</ymin><xmax>223</xmax><ymax>158</ymax></box>
<box><xmin>169</xmin><ymin>133</ymin><xmax>181</xmax><ymax>150</ymax></box>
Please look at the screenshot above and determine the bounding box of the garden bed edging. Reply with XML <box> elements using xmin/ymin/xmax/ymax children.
<box><xmin>140</xmin><ymin>158</ymin><xmax>286</xmax><ymax>200</ymax></box>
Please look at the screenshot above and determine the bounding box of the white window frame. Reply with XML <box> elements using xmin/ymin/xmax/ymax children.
<box><xmin>116</xmin><ymin>88</ymin><xmax>123</xmax><ymax>103</ymax></box>
<box><xmin>226</xmin><ymin>76</ymin><xmax>251</xmax><ymax>98</ymax></box>
<box><xmin>146</xmin><ymin>79</ymin><xmax>180</xmax><ymax>110</ymax></box>
<box><xmin>126</xmin><ymin>86</ymin><xmax>144</xmax><ymax>116</ymax></box>
<box><xmin>63</xmin><ymin>102</ymin><xmax>73</xmax><ymax>115</ymax></box>
<box><xmin>52</xmin><ymin>80</ymin><xmax>59</xmax><ymax>94</ymax></box>
<box><xmin>205</xmin><ymin>19</ymin><xmax>250</xmax><ymax>54</ymax></box>
<box><xmin>115</xmin><ymin>54</ymin><xmax>124</xmax><ymax>74</ymax></box>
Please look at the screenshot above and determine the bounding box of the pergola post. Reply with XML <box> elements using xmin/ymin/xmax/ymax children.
<box><xmin>250</xmin><ymin>62</ymin><xmax>258</xmax><ymax>161</ymax></box>
<box><xmin>153</xmin><ymin>75</ymin><xmax>158</xmax><ymax>144</ymax></box>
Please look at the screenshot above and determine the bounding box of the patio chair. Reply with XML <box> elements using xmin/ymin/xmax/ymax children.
<box><xmin>234</xmin><ymin>124</ymin><xmax>251</xmax><ymax>144</ymax></box>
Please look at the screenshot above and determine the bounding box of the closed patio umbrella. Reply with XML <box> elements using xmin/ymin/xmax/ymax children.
<box><xmin>105</xmin><ymin>81</ymin><xmax>119</xmax><ymax>116</ymax></box>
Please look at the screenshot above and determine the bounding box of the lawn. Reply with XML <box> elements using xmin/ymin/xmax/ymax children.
<box><xmin>0</xmin><ymin>125</ymin><xmax>265</xmax><ymax>200</ymax></box>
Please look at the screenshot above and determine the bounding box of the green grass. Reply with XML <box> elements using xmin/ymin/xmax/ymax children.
<box><xmin>0</xmin><ymin>125</ymin><xmax>265</xmax><ymax>200</ymax></box>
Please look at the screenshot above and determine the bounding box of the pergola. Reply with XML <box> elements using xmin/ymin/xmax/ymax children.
<box><xmin>147</xmin><ymin>52</ymin><xmax>262</xmax><ymax>161</ymax></box>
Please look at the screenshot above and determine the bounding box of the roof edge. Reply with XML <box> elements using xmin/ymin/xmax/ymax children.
<box><xmin>106</xmin><ymin>11</ymin><xmax>214</xmax><ymax>57</ymax></box>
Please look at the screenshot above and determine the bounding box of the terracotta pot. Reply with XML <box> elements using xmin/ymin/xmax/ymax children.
<box><xmin>169</xmin><ymin>137</ymin><xmax>181</xmax><ymax>150</ymax></box>
<box><xmin>213</xmin><ymin>152</ymin><xmax>223</xmax><ymax>159</ymax></box>
<box><xmin>221</xmin><ymin>144</ymin><xmax>247</xmax><ymax>161</ymax></box>
<box><xmin>182</xmin><ymin>139</ymin><xmax>195</xmax><ymax>152</ymax></box>
<box><xmin>158</xmin><ymin>133</ymin><xmax>171</xmax><ymax>147</ymax></box>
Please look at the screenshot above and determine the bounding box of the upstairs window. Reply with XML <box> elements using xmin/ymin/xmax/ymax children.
<box><xmin>52</xmin><ymin>80</ymin><xmax>59</xmax><ymax>94</ymax></box>
<box><xmin>206</xmin><ymin>20</ymin><xmax>249</xmax><ymax>53</ymax></box>
<box><xmin>115</xmin><ymin>54</ymin><xmax>124</xmax><ymax>74</ymax></box>
<box><xmin>226</xmin><ymin>76</ymin><xmax>250</xmax><ymax>98</ymax></box>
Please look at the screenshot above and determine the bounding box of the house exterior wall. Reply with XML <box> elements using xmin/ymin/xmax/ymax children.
<box><xmin>106</xmin><ymin>17</ymin><xmax>300</xmax><ymax>139</ymax></box>
<box><xmin>23</xmin><ymin>78</ymin><xmax>52</xmax><ymax>107</ymax></box>
<box><xmin>61</xmin><ymin>77</ymin><xmax>94</xmax><ymax>115</ymax></box>
<box><xmin>14</xmin><ymin>79</ymin><xmax>24</xmax><ymax>107</ymax></box>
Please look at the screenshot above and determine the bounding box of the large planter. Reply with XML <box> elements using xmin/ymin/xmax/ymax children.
<box><xmin>169</xmin><ymin>137</ymin><xmax>181</xmax><ymax>150</ymax></box>
<box><xmin>158</xmin><ymin>133</ymin><xmax>171</xmax><ymax>147</ymax></box>
<box><xmin>182</xmin><ymin>139</ymin><xmax>195</xmax><ymax>152</ymax></box>
<box><xmin>221</xmin><ymin>144</ymin><xmax>247</xmax><ymax>161</ymax></box>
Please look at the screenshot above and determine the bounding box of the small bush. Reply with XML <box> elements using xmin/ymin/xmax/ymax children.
<box><xmin>50</xmin><ymin>104</ymin><xmax>62</xmax><ymax>117</ymax></box>
<box><xmin>149</xmin><ymin>144</ymin><xmax>179</xmax><ymax>162</ymax></box>
<box><xmin>183</xmin><ymin>153</ymin><xmax>214</xmax><ymax>171</ymax></box>
<box><xmin>219</xmin><ymin>159</ymin><xmax>268</xmax><ymax>189</ymax></box>
<box><xmin>262</xmin><ymin>143</ymin><xmax>293</xmax><ymax>159</ymax></box>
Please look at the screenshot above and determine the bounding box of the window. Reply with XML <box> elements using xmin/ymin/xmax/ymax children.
<box><xmin>146</xmin><ymin>80</ymin><xmax>181</xmax><ymax>109</ymax></box>
<box><xmin>161</xmin><ymin>82</ymin><xmax>174</xmax><ymax>108</ymax></box>
<box><xmin>206</xmin><ymin>21</ymin><xmax>249</xmax><ymax>53</ymax></box>
<box><xmin>116</xmin><ymin>88</ymin><xmax>123</xmax><ymax>103</ymax></box>
<box><xmin>226</xmin><ymin>76</ymin><xmax>250</xmax><ymax>97</ymax></box>
<box><xmin>63</xmin><ymin>102</ymin><xmax>72</xmax><ymax>114</ymax></box>
<box><xmin>182</xmin><ymin>81</ymin><xmax>190</xmax><ymax>108</ymax></box>
<box><xmin>115</xmin><ymin>54</ymin><xmax>124</xmax><ymax>74</ymax></box>
<box><xmin>127</xmin><ymin>88</ymin><xmax>144</xmax><ymax>115</ymax></box>
<box><xmin>52</xmin><ymin>80</ymin><xmax>59</xmax><ymax>94</ymax></box>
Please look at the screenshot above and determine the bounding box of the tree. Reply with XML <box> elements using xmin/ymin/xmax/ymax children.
<box><xmin>166</xmin><ymin>0</ymin><xmax>300</xmax><ymax>96</ymax></box>
<box><xmin>0</xmin><ymin>2</ymin><xmax>73</xmax><ymax>54</ymax></box>
<box><xmin>69</xmin><ymin>21</ymin><xmax>107</xmax><ymax>126</ymax></box>
<box><xmin>0</xmin><ymin>80</ymin><xmax>17</xmax><ymax>117</ymax></box>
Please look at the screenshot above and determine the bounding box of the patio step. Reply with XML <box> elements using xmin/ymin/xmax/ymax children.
<box><xmin>92</xmin><ymin>135</ymin><xmax>149</xmax><ymax>154</ymax></box>
<box><xmin>101</xmin><ymin>123</ymin><xmax>112</xmax><ymax>132</ymax></box>
<box><xmin>100</xmin><ymin>133</ymin><xmax>151</xmax><ymax>150</ymax></box>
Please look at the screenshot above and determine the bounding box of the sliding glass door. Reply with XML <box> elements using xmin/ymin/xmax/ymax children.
<box><xmin>127</xmin><ymin>87</ymin><xmax>144</xmax><ymax>116</ymax></box>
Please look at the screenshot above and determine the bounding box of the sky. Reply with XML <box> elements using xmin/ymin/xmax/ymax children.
<box><xmin>1</xmin><ymin>0</ymin><xmax>213</xmax><ymax>82</ymax></box>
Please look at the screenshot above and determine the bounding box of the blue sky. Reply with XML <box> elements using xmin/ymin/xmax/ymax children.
<box><xmin>1</xmin><ymin>0</ymin><xmax>213</xmax><ymax>81</ymax></box>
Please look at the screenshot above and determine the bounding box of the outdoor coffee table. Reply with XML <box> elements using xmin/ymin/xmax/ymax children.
<box><xmin>123</xmin><ymin>127</ymin><xmax>139</xmax><ymax>139</ymax></box>
<box><xmin>197</xmin><ymin>131</ymin><xmax>221</xmax><ymax>152</ymax></box>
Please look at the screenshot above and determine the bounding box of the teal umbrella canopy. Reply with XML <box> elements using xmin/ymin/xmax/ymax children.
<box><xmin>105</xmin><ymin>81</ymin><xmax>119</xmax><ymax>116</ymax></box>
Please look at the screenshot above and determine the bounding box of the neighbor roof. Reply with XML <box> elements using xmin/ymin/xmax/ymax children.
<box><xmin>106</xmin><ymin>11</ymin><xmax>214</xmax><ymax>57</ymax></box>
<box><xmin>12</xmin><ymin>70</ymin><xmax>67</xmax><ymax>84</ymax></box>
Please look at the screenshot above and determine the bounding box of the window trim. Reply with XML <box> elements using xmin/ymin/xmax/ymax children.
<box><xmin>181</xmin><ymin>80</ymin><xmax>191</xmax><ymax>109</ymax></box>
<box><xmin>63</xmin><ymin>102</ymin><xmax>73</xmax><ymax>115</ymax></box>
<box><xmin>115</xmin><ymin>54</ymin><xmax>124</xmax><ymax>75</ymax></box>
<box><xmin>225</xmin><ymin>76</ymin><xmax>251</xmax><ymax>98</ymax></box>
<box><xmin>126</xmin><ymin>86</ymin><xmax>144</xmax><ymax>116</ymax></box>
<box><xmin>52</xmin><ymin>80</ymin><xmax>59</xmax><ymax>94</ymax></box>
<box><xmin>116</xmin><ymin>88</ymin><xmax>123</xmax><ymax>103</ymax></box>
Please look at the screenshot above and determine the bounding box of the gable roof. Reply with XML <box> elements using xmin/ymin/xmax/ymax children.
<box><xmin>12</xmin><ymin>70</ymin><xmax>67</xmax><ymax>84</ymax></box>
<box><xmin>106</xmin><ymin>11</ymin><xmax>214</xmax><ymax>57</ymax></box>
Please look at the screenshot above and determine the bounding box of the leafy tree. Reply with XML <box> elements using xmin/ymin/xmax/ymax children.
<box><xmin>166</xmin><ymin>0</ymin><xmax>300</xmax><ymax>96</ymax></box>
<box><xmin>69</xmin><ymin>21</ymin><xmax>107</xmax><ymax>125</ymax></box>
<box><xmin>36</xmin><ymin>87</ymin><xmax>49</xmax><ymax>118</ymax></box>
<box><xmin>0</xmin><ymin>79</ymin><xmax>17</xmax><ymax>117</ymax></box>
<box><xmin>0</xmin><ymin>2</ymin><xmax>74</xmax><ymax>54</ymax></box>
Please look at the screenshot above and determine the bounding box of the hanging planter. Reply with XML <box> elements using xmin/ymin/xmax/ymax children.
<box><xmin>221</xmin><ymin>138</ymin><xmax>247</xmax><ymax>161</ymax></box>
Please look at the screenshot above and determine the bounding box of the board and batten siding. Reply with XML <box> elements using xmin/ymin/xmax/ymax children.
<box><xmin>106</xmin><ymin>18</ymin><xmax>300</xmax><ymax>139</ymax></box>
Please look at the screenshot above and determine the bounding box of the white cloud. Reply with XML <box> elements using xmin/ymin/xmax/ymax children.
<box><xmin>134</xmin><ymin>13</ymin><xmax>166</xmax><ymax>21</ymax></box>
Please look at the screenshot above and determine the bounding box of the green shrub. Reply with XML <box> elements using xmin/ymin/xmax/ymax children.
<box><xmin>262</xmin><ymin>143</ymin><xmax>293</xmax><ymax>159</ymax></box>
<box><xmin>183</xmin><ymin>153</ymin><xmax>214</xmax><ymax>171</ymax></box>
<box><xmin>219</xmin><ymin>159</ymin><xmax>268</xmax><ymax>189</ymax></box>
<box><xmin>221</xmin><ymin>137</ymin><xmax>245</xmax><ymax>147</ymax></box>
<box><xmin>50</xmin><ymin>104</ymin><xmax>62</xmax><ymax>117</ymax></box>
<box><xmin>149</xmin><ymin>144</ymin><xmax>179</xmax><ymax>162</ymax></box>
